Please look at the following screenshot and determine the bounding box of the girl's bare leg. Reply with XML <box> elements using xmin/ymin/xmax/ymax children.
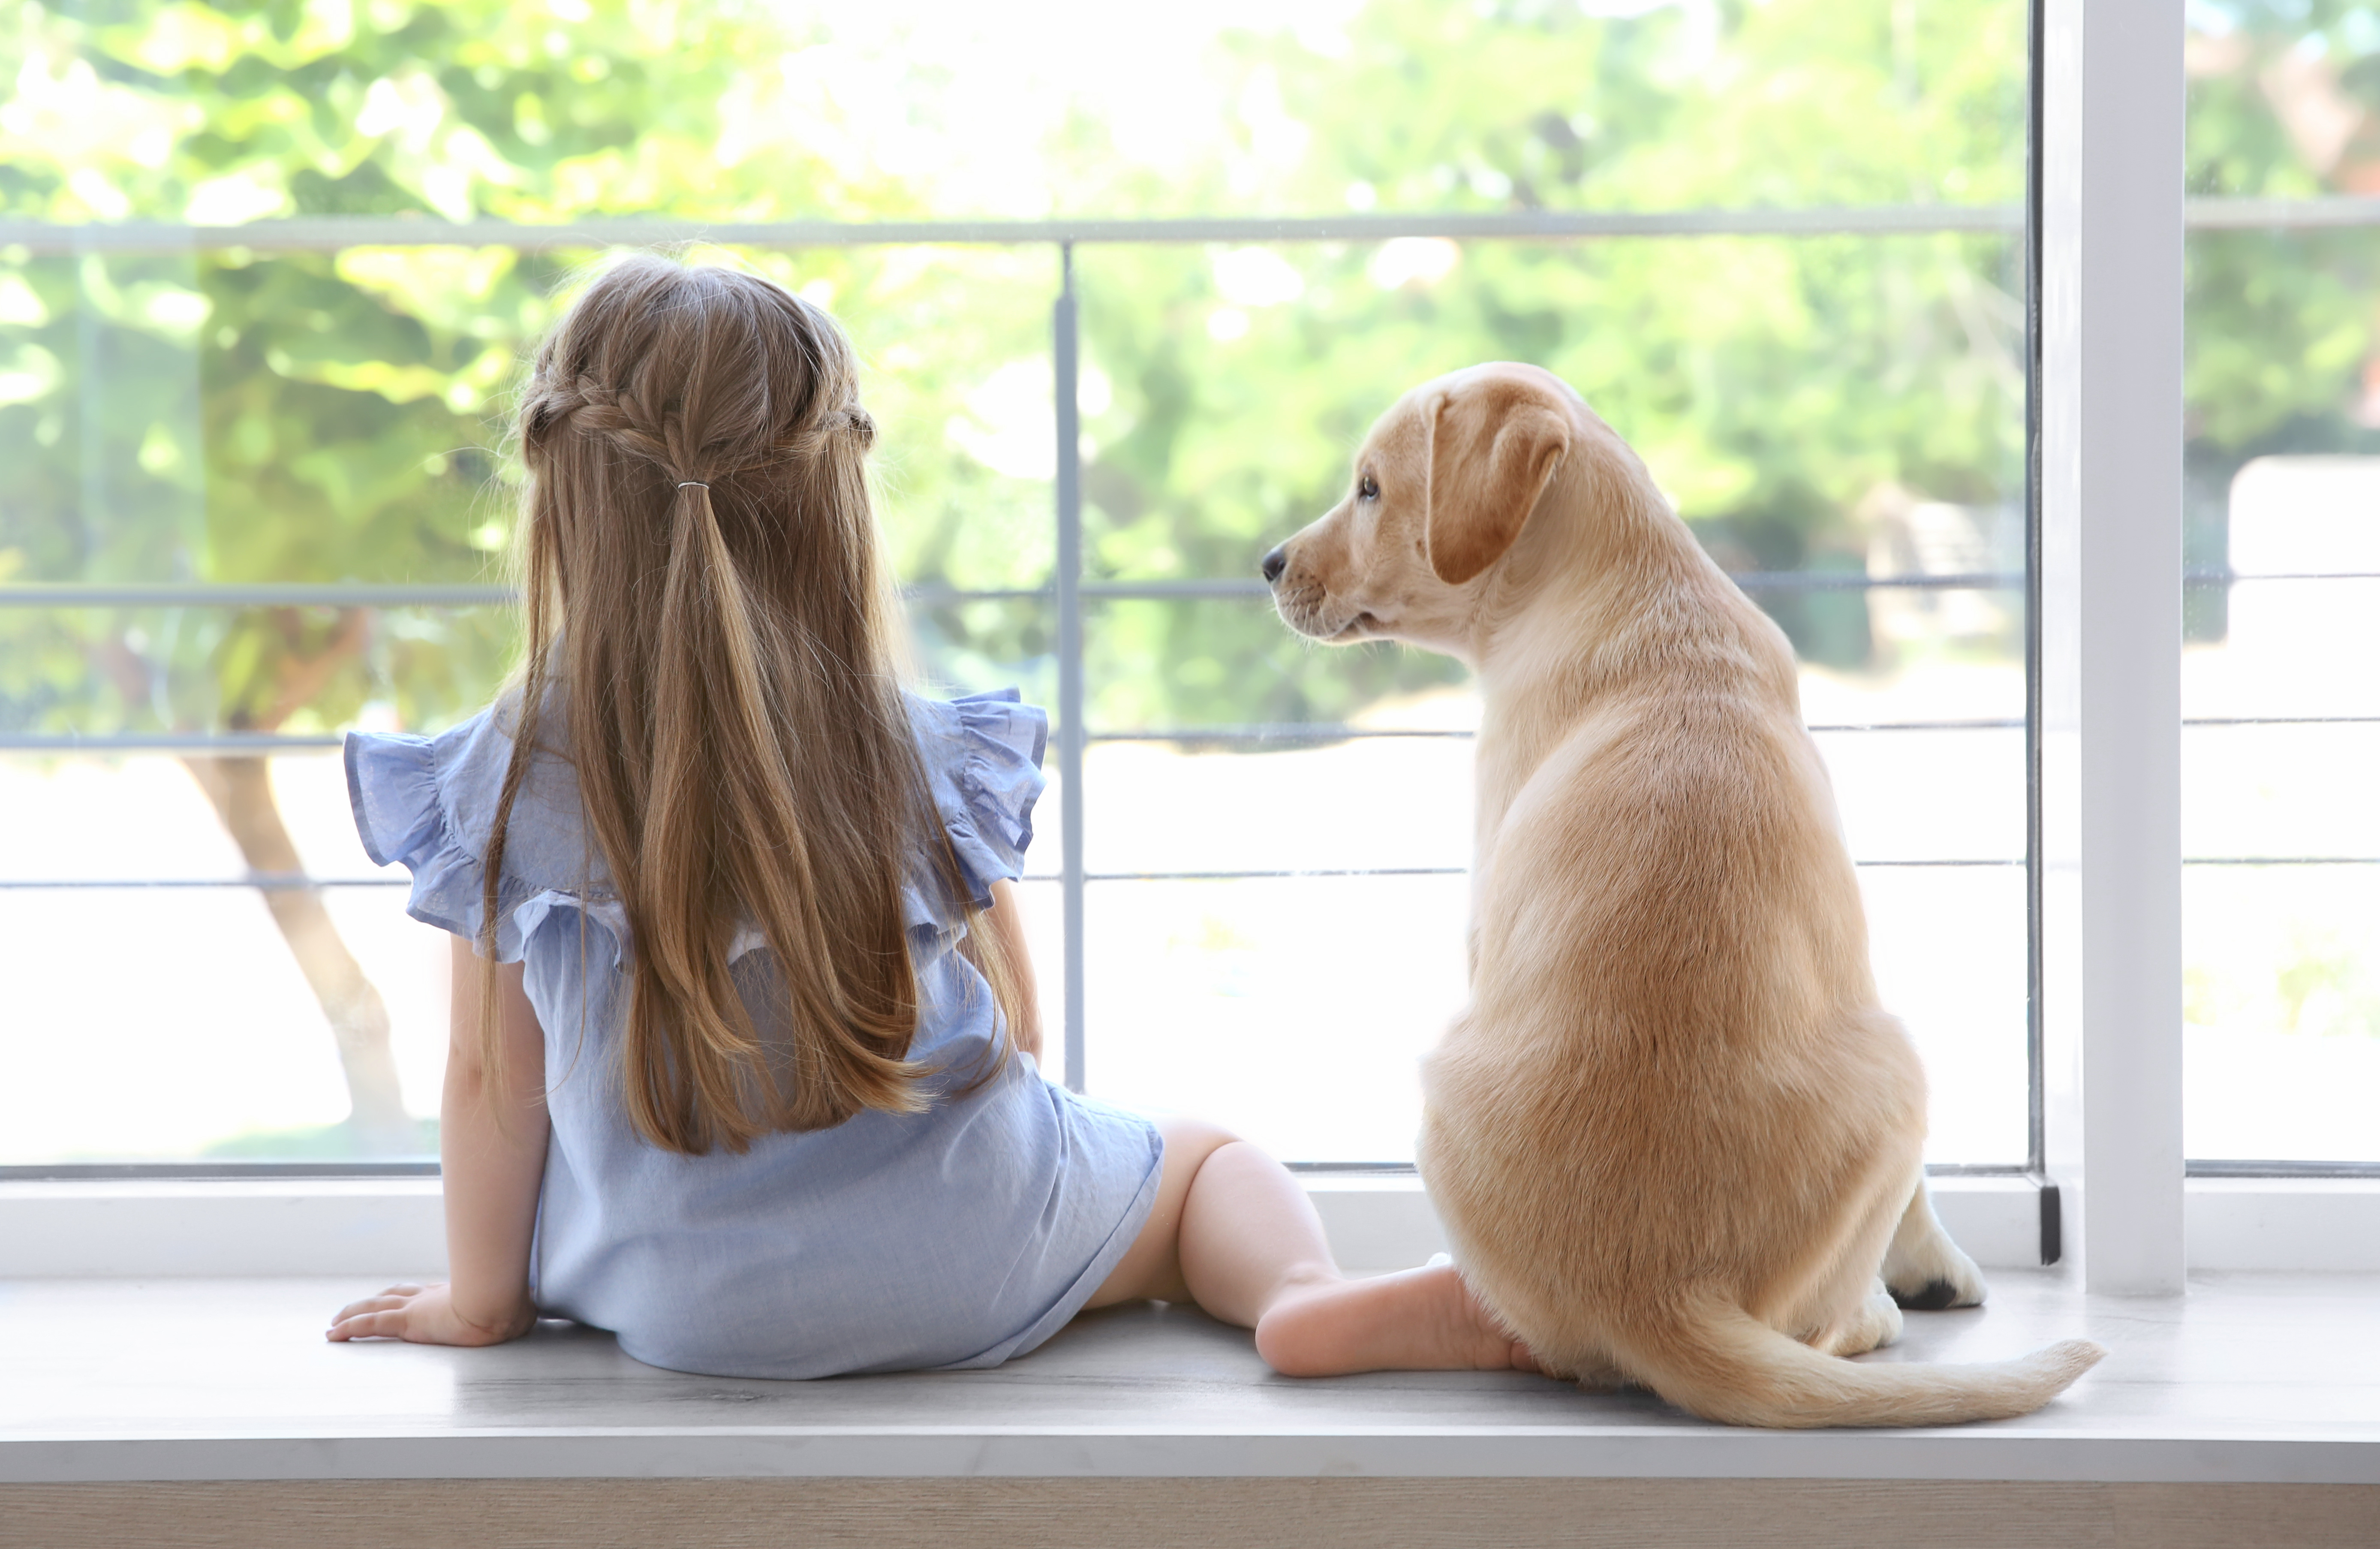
<box><xmin>1089</xmin><ymin>1116</ymin><xmax>1533</xmax><ymax>1377</ymax></box>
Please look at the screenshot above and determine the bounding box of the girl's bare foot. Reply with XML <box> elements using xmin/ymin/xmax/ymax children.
<box><xmin>1252</xmin><ymin>1263</ymin><xmax>1540</xmax><ymax>1377</ymax></box>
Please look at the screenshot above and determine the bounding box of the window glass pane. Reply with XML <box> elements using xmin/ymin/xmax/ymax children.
<box><xmin>1</xmin><ymin>244</ymin><xmax>1050</xmax><ymax>1164</ymax></box>
<box><xmin>1084</xmin><ymin>876</ymin><xmax>1470</xmax><ymax>1164</ymax></box>
<box><xmin>1077</xmin><ymin>233</ymin><xmax>2032</xmax><ymax>1161</ymax></box>
<box><xmin>1083</xmin><ymin>595</ymin><xmax>1468</xmax><ymax>730</ymax></box>
<box><xmin>2</xmin><ymin>0</ymin><xmax>2032</xmax><ymax>1168</ymax></box>
<box><xmin>0</xmin><ymin>753</ymin><xmax>443</xmax><ymax>1164</ymax></box>
<box><xmin>2182</xmin><ymin>7</ymin><xmax>2380</xmax><ymax>1165</ymax></box>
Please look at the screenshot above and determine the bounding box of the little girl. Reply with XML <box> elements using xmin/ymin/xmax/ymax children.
<box><xmin>327</xmin><ymin>253</ymin><xmax>1530</xmax><ymax>1381</ymax></box>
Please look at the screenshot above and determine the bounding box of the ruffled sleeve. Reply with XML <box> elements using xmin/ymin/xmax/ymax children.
<box><xmin>345</xmin><ymin>718</ymin><xmax>621</xmax><ymax>964</ymax></box>
<box><xmin>909</xmin><ymin>689</ymin><xmax>1049</xmax><ymax>918</ymax></box>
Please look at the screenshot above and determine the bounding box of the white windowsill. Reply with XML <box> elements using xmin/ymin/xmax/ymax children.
<box><xmin>4</xmin><ymin>1172</ymin><xmax>2373</xmax><ymax>1278</ymax></box>
<box><xmin>2</xmin><ymin>1269</ymin><xmax>2375</xmax><ymax>1487</ymax></box>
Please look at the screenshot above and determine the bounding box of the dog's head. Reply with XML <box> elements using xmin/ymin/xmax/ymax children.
<box><xmin>1263</xmin><ymin>362</ymin><xmax>1576</xmax><ymax>658</ymax></box>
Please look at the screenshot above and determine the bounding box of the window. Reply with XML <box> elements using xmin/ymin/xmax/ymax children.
<box><xmin>2181</xmin><ymin>5</ymin><xmax>2380</xmax><ymax>1171</ymax></box>
<box><xmin>0</xmin><ymin>0</ymin><xmax>2065</xmax><ymax>1186</ymax></box>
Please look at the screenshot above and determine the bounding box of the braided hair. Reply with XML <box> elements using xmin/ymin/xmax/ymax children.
<box><xmin>482</xmin><ymin>254</ymin><xmax>1011</xmax><ymax>1152</ymax></box>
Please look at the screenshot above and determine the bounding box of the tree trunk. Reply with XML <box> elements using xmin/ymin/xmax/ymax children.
<box><xmin>184</xmin><ymin>753</ymin><xmax>417</xmax><ymax>1153</ymax></box>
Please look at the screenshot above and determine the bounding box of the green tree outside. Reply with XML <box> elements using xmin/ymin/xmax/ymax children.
<box><xmin>7</xmin><ymin>0</ymin><xmax>2370</xmax><ymax>1151</ymax></box>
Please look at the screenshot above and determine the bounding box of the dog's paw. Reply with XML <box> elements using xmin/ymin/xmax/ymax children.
<box><xmin>1889</xmin><ymin>1279</ymin><xmax>1964</xmax><ymax>1311</ymax></box>
<box><xmin>1823</xmin><ymin>1283</ymin><xmax>1906</xmax><ymax>1357</ymax></box>
<box><xmin>1556</xmin><ymin>1356</ymin><xmax>1627</xmax><ymax>1392</ymax></box>
<box><xmin>1884</xmin><ymin>1236</ymin><xmax>1987</xmax><ymax>1311</ymax></box>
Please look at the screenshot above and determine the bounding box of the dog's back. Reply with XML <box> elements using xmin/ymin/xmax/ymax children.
<box><xmin>1267</xmin><ymin>362</ymin><xmax>2101</xmax><ymax>1426</ymax></box>
<box><xmin>1425</xmin><ymin>543</ymin><xmax>1903</xmax><ymax>1332</ymax></box>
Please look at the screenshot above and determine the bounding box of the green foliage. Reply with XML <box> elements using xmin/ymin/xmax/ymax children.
<box><xmin>2180</xmin><ymin>3</ymin><xmax>2380</xmax><ymax>636</ymax></box>
<box><xmin>1067</xmin><ymin>0</ymin><xmax>2032</xmax><ymax>713</ymax></box>
<box><xmin>203</xmin><ymin>1114</ymin><xmax>437</xmax><ymax>1157</ymax></box>
<box><xmin>2275</xmin><ymin>925</ymin><xmax>2380</xmax><ymax>1038</ymax></box>
<box><xmin>5</xmin><ymin>0</ymin><xmax>2367</xmax><ymax>735</ymax></box>
<box><xmin>0</xmin><ymin>0</ymin><xmax>1062</xmax><ymax>731</ymax></box>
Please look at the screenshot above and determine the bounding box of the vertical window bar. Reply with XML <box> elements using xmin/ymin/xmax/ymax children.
<box><xmin>76</xmin><ymin>234</ymin><xmax>105</xmax><ymax>564</ymax></box>
<box><xmin>2038</xmin><ymin>0</ymin><xmax>2188</xmax><ymax>1293</ymax></box>
<box><xmin>1053</xmin><ymin>241</ymin><xmax>1087</xmax><ymax>1092</ymax></box>
<box><xmin>2024</xmin><ymin>0</ymin><xmax>2049</xmax><ymax>1189</ymax></box>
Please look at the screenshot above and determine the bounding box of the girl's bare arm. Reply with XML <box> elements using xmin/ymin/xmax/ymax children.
<box><xmin>328</xmin><ymin>936</ymin><xmax>549</xmax><ymax>1345</ymax></box>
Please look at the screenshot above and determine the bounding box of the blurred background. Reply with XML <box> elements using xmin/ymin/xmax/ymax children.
<box><xmin>0</xmin><ymin>0</ymin><xmax>2370</xmax><ymax>1169</ymax></box>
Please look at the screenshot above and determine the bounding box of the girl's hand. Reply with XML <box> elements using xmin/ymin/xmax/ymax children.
<box><xmin>325</xmin><ymin>1282</ymin><xmax>535</xmax><ymax>1347</ymax></box>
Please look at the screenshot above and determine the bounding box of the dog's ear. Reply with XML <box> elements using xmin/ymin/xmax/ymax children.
<box><xmin>1423</xmin><ymin>375</ymin><xmax>1572</xmax><ymax>586</ymax></box>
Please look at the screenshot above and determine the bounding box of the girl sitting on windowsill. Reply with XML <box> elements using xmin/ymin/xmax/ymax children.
<box><xmin>326</xmin><ymin>253</ymin><xmax>1532</xmax><ymax>1381</ymax></box>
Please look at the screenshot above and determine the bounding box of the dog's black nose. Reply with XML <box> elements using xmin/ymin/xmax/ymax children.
<box><xmin>1260</xmin><ymin>545</ymin><xmax>1288</xmax><ymax>584</ymax></box>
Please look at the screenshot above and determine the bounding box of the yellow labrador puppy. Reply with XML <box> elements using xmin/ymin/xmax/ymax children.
<box><xmin>1262</xmin><ymin>362</ymin><xmax>2103</xmax><ymax>1428</ymax></box>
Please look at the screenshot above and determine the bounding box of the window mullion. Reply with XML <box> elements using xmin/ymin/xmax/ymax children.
<box><xmin>1053</xmin><ymin>242</ymin><xmax>1088</xmax><ymax>1094</ymax></box>
<box><xmin>2037</xmin><ymin>0</ymin><xmax>2188</xmax><ymax>1293</ymax></box>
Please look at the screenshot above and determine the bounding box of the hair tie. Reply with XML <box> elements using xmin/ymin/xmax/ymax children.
<box><xmin>677</xmin><ymin>481</ymin><xmax>709</xmax><ymax>490</ymax></box>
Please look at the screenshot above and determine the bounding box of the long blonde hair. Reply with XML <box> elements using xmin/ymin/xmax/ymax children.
<box><xmin>482</xmin><ymin>253</ymin><xmax>1014</xmax><ymax>1154</ymax></box>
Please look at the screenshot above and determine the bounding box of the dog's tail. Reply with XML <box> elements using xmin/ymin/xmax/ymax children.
<box><xmin>1606</xmin><ymin>1294</ymin><xmax>2105</xmax><ymax>1429</ymax></box>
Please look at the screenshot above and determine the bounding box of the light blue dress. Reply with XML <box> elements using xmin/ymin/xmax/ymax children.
<box><xmin>344</xmin><ymin>687</ymin><xmax>1163</xmax><ymax>1379</ymax></box>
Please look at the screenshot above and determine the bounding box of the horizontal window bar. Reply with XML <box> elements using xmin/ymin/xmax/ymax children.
<box><xmin>905</xmin><ymin>586</ymin><xmax>1047</xmax><ymax>605</ymax></box>
<box><xmin>1084</xmin><ymin>579</ymin><xmax>1270</xmax><ymax>599</ymax></box>
<box><xmin>0</xmin><ymin>578</ymin><xmax>1253</xmax><ymax>607</ymax></box>
<box><xmin>0</xmin><ymin>721</ymin><xmax>1992</xmax><ymax>750</ymax></box>
<box><xmin>1739</xmin><ymin>570</ymin><xmax>2018</xmax><ymax>592</ymax></box>
<box><xmin>0</xmin><ymin>732</ymin><xmax>346</xmax><ymax>750</ymax></box>
<box><xmin>1086</xmin><ymin>717</ymin><xmax>2370</xmax><ymax>740</ymax></box>
<box><xmin>5</xmin><ymin>858</ymin><xmax>2031</xmax><ymax>888</ymax></box>
<box><xmin>1092</xmin><ymin>574</ymin><xmax>2037</xmax><ymax>596</ymax></box>
<box><xmin>1811</xmin><ymin>719</ymin><xmax>2025</xmax><ymax>732</ymax></box>
<box><xmin>2181</xmin><ymin>857</ymin><xmax>2380</xmax><ymax>866</ymax></box>
<box><xmin>2199</xmin><ymin>570</ymin><xmax>2380</xmax><ymax>582</ymax></box>
<box><xmin>0</xmin><ymin>1161</ymin><xmax>439</xmax><ymax>1181</ymax></box>
<box><xmin>0</xmin><ymin>207</ymin><xmax>2025</xmax><ymax>255</ymax></box>
<box><xmin>1087</xmin><ymin>726</ymin><xmax>1469</xmax><ymax>743</ymax></box>
<box><xmin>1746</xmin><ymin>568</ymin><xmax>2380</xmax><ymax>591</ymax></box>
<box><xmin>0</xmin><ymin>579</ymin><xmax>1232</xmax><ymax>607</ymax></box>
<box><xmin>0</xmin><ymin>572</ymin><xmax>2019</xmax><ymax>615</ymax></box>
<box><xmin>0</xmin><ymin>584</ymin><xmax>512</xmax><ymax>608</ymax></box>
<box><xmin>2179</xmin><ymin>715</ymin><xmax>2380</xmax><ymax>727</ymax></box>
<box><xmin>1089</xmin><ymin>719</ymin><xmax>2027</xmax><ymax>743</ymax></box>
<box><xmin>1074</xmin><ymin>867</ymin><xmax>1466</xmax><ymax>881</ymax></box>
<box><xmin>3</xmin><ymin>199</ymin><xmax>2375</xmax><ymax>255</ymax></box>
<box><xmin>0</xmin><ymin>582</ymin><xmax>1042</xmax><ymax>608</ymax></box>
<box><xmin>33</xmin><ymin>856</ymin><xmax>2380</xmax><ymax>890</ymax></box>
<box><xmin>1025</xmin><ymin>860</ymin><xmax>2022</xmax><ymax>881</ymax></box>
<box><xmin>2185</xmin><ymin>1160</ymin><xmax>2380</xmax><ymax>1178</ymax></box>
<box><xmin>11</xmin><ymin>570</ymin><xmax>2374</xmax><ymax>612</ymax></box>
<box><xmin>0</xmin><ymin>1157</ymin><xmax>2044</xmax><ymax>1181</ymax></box>
<box><xmin>30</xmin><ymin>714</ymin><xmax>2380</xmax><ymax>753</ymax></box>
<box><xmin>0</xmin><ymin>876</ymin><xmax>408</xmax><ymax>890</ymax></box>
<box><xmin>2182</xmin><ymin>196</ymin><xmax>2380</xmax><ymax>230</ymax></box>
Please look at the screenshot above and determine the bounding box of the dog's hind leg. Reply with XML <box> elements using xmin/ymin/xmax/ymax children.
<box><xmin>1565</xmin><ymin>1347</ymin><xmax>1630</xmax><ymax>1392</ymax></box>
<box><xmin>1528</xmin><ymin>1339</ymin><xmax>1628</xmax><ymax>1391</ymax></box>
<box><xmin>1881</xmin><ymin>1169</ymin><xmax>1987</xmax><ymax>1310</ymax></box>
<box><xmin>1815</xmin><ymin>1281</ymin><xmax>1905</xmax><ymax>1358</ymax></box>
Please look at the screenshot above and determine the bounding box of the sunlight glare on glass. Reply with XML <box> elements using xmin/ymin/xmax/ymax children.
<box><xmin>758</xmin><ymin>0</ymin><xmax>1369</xmax><ymax>211</ymax></box>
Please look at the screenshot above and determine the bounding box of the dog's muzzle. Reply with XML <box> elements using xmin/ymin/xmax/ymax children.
<box><xmin>1264</xmin><ymin>541</ymin><xmax>1370</xmax><ymax>640</ymax></box>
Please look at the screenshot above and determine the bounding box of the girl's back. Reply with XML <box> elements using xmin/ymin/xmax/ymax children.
<box><xmin>342</xmin><ymin>255</ymin><xmax>1161</xmax><ymax>1377</ymax></box>
<box><xmin>349</xmin><ymin>681</ymin><xmax>1159</xmax><ymax>1377</ymax></box>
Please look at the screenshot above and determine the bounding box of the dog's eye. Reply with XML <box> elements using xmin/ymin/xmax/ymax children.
<box><xmin>1358</xmin><ymin>473</ymin><xmax>1380</xmax><ymax>501</ymax></box>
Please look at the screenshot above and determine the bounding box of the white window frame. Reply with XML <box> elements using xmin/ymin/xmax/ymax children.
<box><xmin>2038</xmin><ymin>0</ymin><xmax>2185</xmax><ymax>1293</ymax></box>
<box><xmin>6</xmin><ymin>2</ymin><xmax>2377</xmax><ymax>1283</ymax></box>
